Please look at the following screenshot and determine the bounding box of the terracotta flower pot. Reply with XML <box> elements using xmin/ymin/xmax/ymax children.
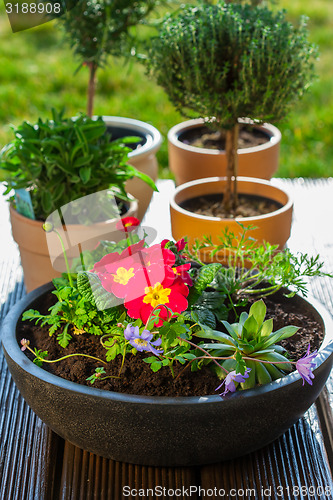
<box><xmin>168</xmin><ymin>118</ymin><xmax>281</xmax><ymax>186</ymax></box>
<box><xmin>102</xmin><ymin>116</ymin><xmax>162</xmax><ymax>220</ymax></box>
<box><xmin>9</xmin><ymin>197</ymin><xmax>138</xmax><ymax>293</ymax></box>
<box><xmin>170</xmin><ymin>177</ymin><xmax>293</xmax><ymax>259</ymax></box>
<box><xmin>2</xmin><ymin>283</ymin><xmax>333</xmax><ymax>466</ymax></box>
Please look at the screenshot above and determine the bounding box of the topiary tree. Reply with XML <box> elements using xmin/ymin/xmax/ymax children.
<box><xmin>58</xmin><ymin>0</ymin><xmax>168</xmax><ymax>117</ymax></box>
<box><xmin>147</xmin><ymin>1</ymin><xmax>316</xmax><ymax>213</ymax></box>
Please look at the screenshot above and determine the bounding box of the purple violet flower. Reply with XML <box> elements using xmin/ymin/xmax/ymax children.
<box><xmin>215</xmin><ymin>368</ymin><xmax>251</xmax><ymax>396</ymax></box>
<box><xmin>124</xmin><ymin>324</ymin><xmax>163</xmax><ymax>356</ymax></box>
<box><xmin>296</xmin><ymin>344</ymin><xmax>318</xmax><ymax>386</ymax></box>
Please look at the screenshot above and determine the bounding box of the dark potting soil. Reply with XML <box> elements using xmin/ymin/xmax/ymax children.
<box><xmin>179</xmin><ymin>124</ymin><xmax>269</xmax><ymax>150</ymax></box>
<box><xmin>17</xmin><ymin>290</ymin><xmax>324</xmax><ymax>397</ymax></box>
<box><xmin>181</xmin><ymin>193</ymin><xmax>282</xmax><ymax>219</ymax></box>
<box><xmin>106</xmin><ymin>125</ymin><xmax>147</xmax><ymax>151</ymax></box>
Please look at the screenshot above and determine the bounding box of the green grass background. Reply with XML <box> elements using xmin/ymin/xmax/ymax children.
<box><xmin>0</xmin><ymin>0</ymin><xmax>332</xmax><ymax>178</ymax></box>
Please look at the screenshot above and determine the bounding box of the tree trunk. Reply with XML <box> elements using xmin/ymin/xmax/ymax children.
<box><xmin>87</xmin><ymin>62</ymin><xmax>97</xmax><ymax>118</ymax></box>
<box><xmin>223</xmin><ymin>123</ymin><xmax>239</xmax><ymax>213</ymax></box>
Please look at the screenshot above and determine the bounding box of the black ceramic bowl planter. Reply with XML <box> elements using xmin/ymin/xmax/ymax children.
<box><xmin>2</xmin><ymin>283</ymin><xmax>333</xmax><ymax>466</ymax></box>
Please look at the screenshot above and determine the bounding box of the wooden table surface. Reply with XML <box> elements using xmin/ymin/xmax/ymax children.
<box><xmin>0</xmin><ymin>179</ymin><xmax>332</xmax><ymax>499</ymax></box>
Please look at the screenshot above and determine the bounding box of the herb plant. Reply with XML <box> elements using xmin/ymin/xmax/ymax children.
<box><xmin>21</xmin><ymin>217</ymin><xmax>326</xmax><ymax>395</ymax></box>
<box><xmin>58</xmin><ymin>0</ymin><xmax>170</xmax><ymax>116</ymax></box>
<box><xmin>0</xmin><ymin>109</ymin><xmax>156</xmax><ymax>220</ymax></box>
<box><xmin>186</xmin><ymin>224</ymin><xmax>330</xmax><ymax>305</ymax></box>
<box><xmin>147</xmin><ymin>1</ymin><xmax>316</xmax><ymax>212</ymax></box>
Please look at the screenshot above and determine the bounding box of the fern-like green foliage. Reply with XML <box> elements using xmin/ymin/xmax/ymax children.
<box><xmin>23</xmin><ymin>276</ymin><xmax>124</xmax><ymax>348</ymax></box>
<box><xmin>186</xmin><ymin>224</ymin><xmax>331</xmax><ymax>303</ymax></box>
<box><xmin>196</xmin><ymin>299</ymin><xmax>296</xmax><ymax>389</ymax></box>
<box><xmin>148</xmin><ymin>1</ymin><xmax>317</xmax><ymax>128</ymax></box>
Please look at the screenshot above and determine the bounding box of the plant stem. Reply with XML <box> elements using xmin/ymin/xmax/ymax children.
<box><xmin>87</xmin><ymin>62</ymin><xmax>97</xmax><ymax>118</ymax></box>
<box><xmin>224</xmin><ymin>122</ymin><xmax>239</xmax><ymax>212</ymax></box>
<box><xmin>54</xmin><ymin>229</ymin><xmax>73</xmax><ymax>287</ymax></box>
<box><xmin>177</xmin><ymin>336</ymin><xmax>228</xmax><ymax>374</ymax></box>
<box><xmin>242</xmin><ymin>357</ymin><xmax>293</xmax><ymax>367</ymax></box>
<box><xmin>174</xmin><ymin>354</ymin><xmax>232</xmax><ymax>382</ymax></box>
<box><xmin>118</xmin><ymin>346</ymin><xmax>127</xmax><ymax>377</ymax></box>
<box><xmin>26</xmin><ymin>345</ymin><xmax>107</xmax><ymax>365</ymax></box>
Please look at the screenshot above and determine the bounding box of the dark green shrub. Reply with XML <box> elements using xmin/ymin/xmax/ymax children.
<box><xmin>148</xmin><ymin>1</ymin><xmax>316</xmax><ymax>211</ymax></box>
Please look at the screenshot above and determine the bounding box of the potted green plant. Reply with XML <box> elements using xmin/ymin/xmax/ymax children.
<box><xmin>167</xmin><ymin>0</ymin><xmax>282</xmax><ymax>185</ymax></box>
<box><xmin>58</xmin><ymin>0</ymin><xmax>165</xmax><ymax>218</ymax></box>
<box><xmin>147</xmin><ymin>1</ymin><xmax>316</xmax><ymax>249</ymax></box>
<box><xmin>0</xmin><ymin>110</ymin><xmax>156</xmax><ymax>292</ymax></box>
<box><xmin>2</xmin><ymin>221</ymin><xmax>332</xmax><ymax>465</ymax></box>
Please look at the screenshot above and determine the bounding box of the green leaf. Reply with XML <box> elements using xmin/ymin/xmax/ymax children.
<box><xmin>127</xmin><ymin>165</ymin><xmax>157</xmax><ymax>191</ymax></box>
<box><xmin>237</xmin><ymin>312</ymin><xmax>248</xmax><ymax>336</ymax></box>
<box><xmin>221</xmin><ymin>320</ymin><xmax>239</xmax><ymax>342</ymax></box>
<box><xmin>261</xmin><ymin>325</ymin><xmax>299</xmax><ymax>348</ymax></box>
<box><xmin>200</xmin><ymin>343</ymin><xmax>235</xmax><ymax>355</ymax></box>
<box><xmin>41</xmin><ymin>190</ymin><xmax>52</xmax><ymax>213</ymax></box>
<box><xmin>255</xmin><ymin>362</ymin><xmax>272</xmax><ymax>385</ymax></box>
<box><xmin>260</xmin><ymin>318</ymin><xmax>273</xmax><ymax>338</ymax></box>
<box><xmin>105</xmin><ymin>343</ymin><xmax>121</xmax><ymax>361</ymax></box>
<box><xmin>57</xmin><ymin>323</ymin><xmax>72</xmax><ymax>348</ymax></box>
<box><xmin>150</xmin><ymin>361</ymin><xmax>162</xmax><ymax>372</ymax></box>
<box><xmin>77</xmin><ymin>272</ymin><xmax>119</xmax><ymax>310</ymax></box>
<box><xmin>221</xmin><ymin>358</ymin><xmax>237</xmax><ymax>372</ymax></box>
<box><xmin>195</xmin><ymin>329</ymin><xmax>236</xmax><ymax>346</ymax></box>
<box><xmin>188</xmin><ymin>263</ymin><xmax>222</xmax><ymax>305</ymax></box>
<box><xmin>253</xmin><ymin>352</ymin><xmax>292</xmax><ymax>372</ymax></box>
<box><xmin>192</xmin><ymin>307</ymin><xmax>216</xmax><ymax>329</ymax></box>
<box><xmin>240</xmin><ymin>360</ymin><xmax>256</xmax><ymax>389</ymax></box>
<box><xmin>75</xmin><ymin>155</ymin><xmax>94</xmax><ymax>168</ymax></box>
<box><xmin>249</xmin><ymin>299</ymin><xmax>266</xmax><ymax>326</ymax></box>
<box><xmin>79</xmin><ymin>166</ymin><xmax>92</xmax><ymax>183</ymax></box>
<box><xmin>235</xmin><ymin>352</ymin><xmax>247</xmax><ymax>375</ymax></box>
<box><xmin>265</xmin><ymin>362</ymin><xmax>285</xmax><ymax>381</ymax></box>
<box><xmin>143</xmin><ymin>356</ymin><xmax>158</xmax><ymax>364</ymax></box>
<box><xmin>242</xmin><ymin>315</ymin><xmax>258</xmax><ymax>340</ymax></box>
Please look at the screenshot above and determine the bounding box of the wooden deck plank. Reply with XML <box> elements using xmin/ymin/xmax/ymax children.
<box><xmin>200</xmin><ymin>412</ymin><xmax>333</xmax><ymax>500</ymax></box>
<box><xmin>58</xmin><ymin>443</ymin><xmax>198</xmax><ymax>500</ymax></box>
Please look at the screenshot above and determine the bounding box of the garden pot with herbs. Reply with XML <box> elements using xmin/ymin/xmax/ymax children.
<box><xmin>2</xmin><ymin>219</ymin><xmax>332</xmax><ymax>466</ymax></box>
<box><xmin>147</xmin><ymin>1</ymin><xmax>316</xmax><ymax>225</ymax></box>
<box><xmin>0</xmin><ymin>110</ymin><xmax>156</xmax><ymax>292</ymax></box>
<box><xmin>58</xmin><ymin>0</ymin><xmax>163</xmax><ymax>218</ymax></box>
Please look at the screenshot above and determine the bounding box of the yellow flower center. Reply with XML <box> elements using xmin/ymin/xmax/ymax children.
<box><xmin>134</xmin><ymin>338</ymin><xmax>148</xmax><ymax>347</ymax></box>
<box><xmin>112</xmin><ymin>267</ymin><xmax>135</xmax><ymax>285</ymax></box>
<box><xmin>143</xmin><ymin>282</ymin><xmax>171</xmax><ymax>308</ymax></box>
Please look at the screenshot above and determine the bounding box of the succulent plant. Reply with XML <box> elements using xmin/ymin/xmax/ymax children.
<box><xmin>197</xmin><ymin>299</ymin><xmax>297</xmax><ymax>389</ymax></box>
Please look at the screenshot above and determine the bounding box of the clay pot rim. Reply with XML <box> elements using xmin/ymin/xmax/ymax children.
<box><xmin>9</xmin><ymin>195</ymin><xmax>138</xmax><ymax>229</ymax></box>
<box><xmin>168</xmin><ymin>118</ymin><xmax>281</xmax><ymax>156</ymax></box>
<box><xmin>170</xmin><ymin>176</ymin><xmax>293</xmax><ymax>222</ymax></box>
<box><xmin>100</xmin><ymin>116</ymin><xmax>162</xmax><ymax>157</ymax></box>
<box><xmin>2</xmin><ymin>282</ymin><xmax>333</xmax><ymax>405</ymax></box>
